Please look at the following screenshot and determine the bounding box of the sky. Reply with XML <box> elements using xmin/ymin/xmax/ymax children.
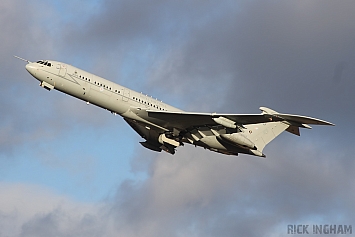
<box><xmin>1</xmin><ymin>0</ymin><xmax>355</xmax><ymax>236</ymax></box>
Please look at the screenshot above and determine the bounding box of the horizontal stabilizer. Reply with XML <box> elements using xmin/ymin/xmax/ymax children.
<box><xmin>260</xmin><ymin>107</ymin><xmax>335</xmax><ymax>127</ymax></box>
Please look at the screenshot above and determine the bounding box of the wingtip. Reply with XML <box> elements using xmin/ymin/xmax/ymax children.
<box><xmin>318</xmin><ymin>120</ymin><xmax>335</xmax><ymax>126</ymax></box>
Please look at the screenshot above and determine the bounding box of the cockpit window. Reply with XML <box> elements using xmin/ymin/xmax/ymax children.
<box><xmin>36</xmin><ymin>60</ymin><xmax>51</xmax><ymax>67</ymax></box>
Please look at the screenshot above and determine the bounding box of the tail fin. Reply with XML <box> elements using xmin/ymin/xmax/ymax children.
<box><xmin>242</xmin><ymin>107</ymin><xmax>334</xmax><ymax>156</ymax></box>
<box><xmin>243</xmin><ymin>121</ymin><xmax>289</xmax><ymax>155</ymax></box>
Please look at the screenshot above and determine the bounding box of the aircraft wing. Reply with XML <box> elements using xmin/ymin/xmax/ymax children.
<box><xmin>269</xmin><ymin>113</ymin><xmax>333</xmax><ymax>125</ymax></box>
<box><xmin>146</xmin><ymin>110</ymin><xmax>277</xmax><ymax>131</ymax></box>
<box><xmin>146</xmin><ymin>108</ymin><xmax>334</xmax><ymax>131</ymax></box>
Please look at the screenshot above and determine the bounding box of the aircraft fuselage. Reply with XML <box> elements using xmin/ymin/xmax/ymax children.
<box><xmin>26</xmin><ymin>60</ymin><xmax>181</xmax><ymax>126</ymax></box>
<box><xmin>21</xmin><ymin>59</ymin><xmax>334</xmax><ymax>157</ymax></box>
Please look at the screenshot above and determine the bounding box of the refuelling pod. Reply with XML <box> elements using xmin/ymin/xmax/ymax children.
<box><xmin>220</xmin><ymin>133</ymin><xmax>257</xmax><ymax>150</ymax></box>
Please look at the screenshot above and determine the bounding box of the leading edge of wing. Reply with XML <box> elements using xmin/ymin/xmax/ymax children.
<box><xmin>146</xmin><ymin>110</ymin><xmax>278</xmax><ymax>130</ymax></box>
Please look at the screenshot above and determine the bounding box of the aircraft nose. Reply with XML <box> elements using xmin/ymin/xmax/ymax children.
<box><xmin>25</xmin><ymin>63</ymin><xmax>37</xmax><ymax>76</ymax></box>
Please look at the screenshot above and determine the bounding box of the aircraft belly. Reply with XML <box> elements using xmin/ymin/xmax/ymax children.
<box><xmin>89</xmin><ymin>88</ymin><xmax>110</xmax><ymax>105</ymax></box>
<box><xmin>128</xmin><ymin>108</ymin><xmax>164</xmax><ymax>125</ymax></box>
<box><xmin>85</xmin><ymin>85</ymin><xmax>114</xmax><ymax>111</ymax></box>
<box><xmin>54</xmin><ymin>76</ymin><xmax>83</xmax><ymax>98</ymax></box>
<box><xmin>110</xmin><ymin>95</ymin><xmax>129</xmax><ymax>114</ymax></box>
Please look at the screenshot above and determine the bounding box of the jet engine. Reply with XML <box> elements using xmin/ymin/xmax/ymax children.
<box><xmin>220</xmin><ymin>133</ymin><xmax>257</xmax><ymax>150</ymax></box>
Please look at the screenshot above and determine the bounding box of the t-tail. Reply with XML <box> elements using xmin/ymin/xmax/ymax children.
<box><xmin>243</xmin><ymin>107</ymin><xmax>334</xmax><ymax>157</ymax></box>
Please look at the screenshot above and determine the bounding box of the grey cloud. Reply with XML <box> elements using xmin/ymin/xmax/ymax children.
<box><xmin>104</xmin><ymin>142</ymin><xmax>355</xmax><ymax>236</ymax></box>
<box><xmin>20</xmin><ymin>210</ymin><xmax>106</xmax><ymax>237</ymax></box>
<box><xmin>0</xmin><ymin>0</ymin><xmax>123</xmax><ymax>157</ymax></box>
<box><xmin>2</xmin><ymin>143</ymin><xmax>354</xmax><ymax>237</ymax></box>
<box><xmin>145</xmin><ymin>1</ymin><xmax>355</xmax><ymax>117</ymax></box>
<box><xmin>63</xmin><ymin>0</ymin><xmax>237</xmax><ymax>107</ymax></box>
<box><xmin>76</xmin><ymin>0</ymin><xmax>229</xmax><ymax>44</ymax></box>
<box><xmin>2</xmin><ymin>0</ymin><xmax>355</xmax><ymax>236</ymax></box>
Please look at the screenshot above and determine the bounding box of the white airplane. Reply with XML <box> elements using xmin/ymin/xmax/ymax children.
<box><xmin>16</xmin><ymin>56</ymin><xmax>334</xmax><ymax>157</ymax></box>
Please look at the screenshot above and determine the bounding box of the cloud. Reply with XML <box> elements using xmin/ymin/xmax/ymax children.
<box><xmin>2</xmin><ymin>142</ymin><xmax>354</xmax><ymax>236</ymax></box>
<box><xmin>1</xmin><ymin>0</ymin><xmax>355</xmax><ymax>236</ymax></box>
<box><xmin>0</xmin><ymin>183</ymin><xmax>99</xmax><ymax>237</ymax></box>
<box><xmin>0</xmin><ymin>0</ymin><xmax>123</xmax><ymax>157</ymax></box>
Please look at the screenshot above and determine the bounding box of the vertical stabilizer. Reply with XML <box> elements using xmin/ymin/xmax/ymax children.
<box><xmin>243</xmin><ymin>107</ymin><xmax>290</xmax><ymax>153</ymax></box>
<box><xmin>243</xmin><ymin>121</ymin><xmax>290</xmax><ymax>153</ymax></box>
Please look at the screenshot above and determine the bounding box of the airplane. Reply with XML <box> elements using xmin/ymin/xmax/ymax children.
<box><xmin>15</xmin><ymin>56</ymin><xmax>334</xmax><ymax>157</ymax></box>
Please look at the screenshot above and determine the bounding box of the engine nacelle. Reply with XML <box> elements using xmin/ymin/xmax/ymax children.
<box><xmin>220</xmin><ymin>133</ymin><xmax>256</xmax><ymax>150</ymax></box>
